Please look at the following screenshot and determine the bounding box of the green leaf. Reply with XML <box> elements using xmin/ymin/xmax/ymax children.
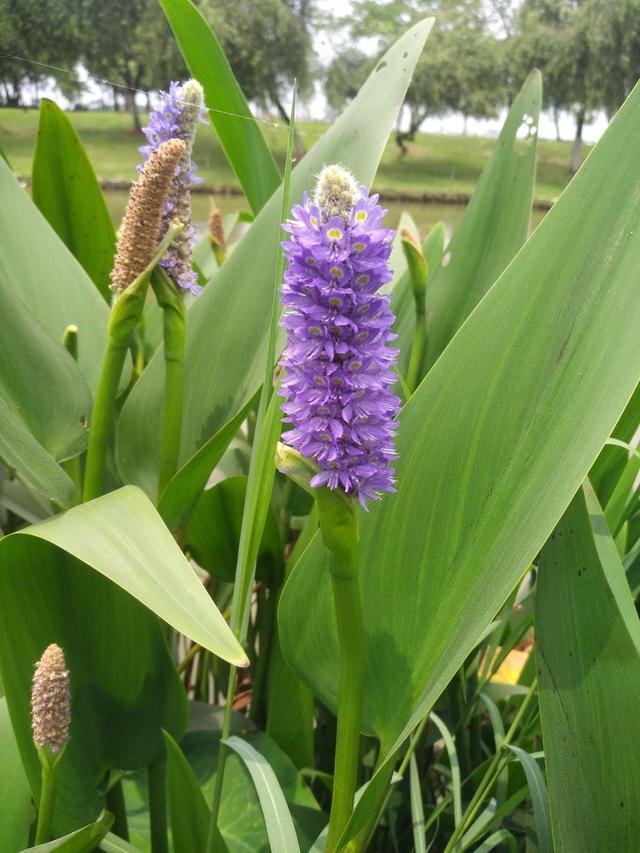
<box><xmin>32</xmin><ymin>99</ymin><xmax>116</xmax><ymax>300</ymax></box>
<box><xmin>0</xmin><ymin>697</ymin><xmax>32</xmax><ymax>852</ymax></box>
<box><xmin>507</xmin><ymin>746</ymin><xmax>552</xmax><ymax>853</ymax></box>
<box><xmin>159</xmin><ymin>0</ymin><xmax>280</xmax><ymax>214</ymax></box>
<box><xmin>164</xmin><ymin>731</ymin><xmax>215</xmax><ymax>853</ymax></box>
<box><xmin>224</xmin><ymin>736</ymin><xmax>301</xmax><ymax>853</ymax></box>
<box><xmin>424</xmin><ymin>71</ymin><xmax>541</xmax><ymax>369</ymax></box>
<box><xmin>0</xmin><ymin>156</ymin><xmax>111</xmax><ymax>392</ymax></box>
<box><xmin>186</xmin><ymin>475</ymin><xmax>283</xmax><ymax>586</ymax></box>
<box><xmin>537</xmin><ymin>484</ymin><xmax>640</xmax><ymax>851</ymax></box>
<box><xmin>0</xmin><ymin>487</ymin><xmax>245</xmax><ymax>833</ymax></box>
<box><xmin>279</xmin><ymin>76</ymin><xmax>640</xmax><ymax>756</ymax></box>
<box><xmin>0</xmin><ymin>271</ymin><xmax>92</xmax><ymax>504</ymax></box>
<box><xmin>22</xmin><ymin>810</ymin><xmax>114</xmax><ymax>852</ymax></box>
<box><xmin>430</xmin><ymin>713</ymin><xmax>462</xmax><ymax>828</ymax></box>
<box><xmin>116</xmin><ymin>19</ymin><xmax>434</xmax><ymax>500</ymax></box>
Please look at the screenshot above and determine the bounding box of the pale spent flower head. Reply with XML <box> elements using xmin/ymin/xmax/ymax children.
<box><xmin>279</xmin><ymin>165</ymin><xmax>400</xmax><ymax>509</ymax></box>
<box><xmin>110</xmin><ymin>138</ymin><xmax>186</xmax><ymax>295</ymax></box>
<box><xmin>208</xmin><ymin>207</ymin><xmax>226</xmax><ymax>253</ymax></box>
<box><xmin>139</xmin><ymin>79</ymin><xmax>207</xmax><ymax>295</ymax></box>
<box><xmin>31</xmin><ymin>644</ymin><xmax>71</xmax><ymax>755</ymax></box>
<box><xmin>313</xmin><ymin>164</ymin><xmax>359</xmax><ymax>222</ymax></box>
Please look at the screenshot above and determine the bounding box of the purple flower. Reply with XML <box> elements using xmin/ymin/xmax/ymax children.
<box><xmin>279</xmin><ymin>166</ymin><xmax>400</xmax><ymax>508</ymax></box>
<box><xmin>139</xmin><ymin>80</ymin><xmax>206</xmax><ymax>295</ymax></box>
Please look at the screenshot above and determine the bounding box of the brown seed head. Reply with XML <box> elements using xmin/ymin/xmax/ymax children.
<box><xmin>208</xmin><ymin>208</ymin><xmax>226</xmax><ymax>251</ymax></box>
<box><xmin>110</xmin><ymin>138</ymin><xmax>186</xmax><ymax>295</ymax></box>
<box><xmin>31</xmin><ymin>644</ymin><xmax>70</xmax><ymax>755</ymax></box>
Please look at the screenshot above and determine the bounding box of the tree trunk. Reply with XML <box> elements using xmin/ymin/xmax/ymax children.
<box><xmin>395</xmin><ymin>110</ymin><xmax>426</xmax><ymax>156</ymax></box>
<box><xmin>126</xmin><ymin>92</ymin><xmax>141</xmax><ymax>132</ymax></box>
<box><xmin>553</xmin><ymin>107</ymin><xmax>561</xmax><ymax>141</ymax></box>
<box><xmin>274</xmin><ymin>96</ymin><xmax>305</xmax><ymax>160</ymax></box>
<box><xmin>112</xmin><ymin>86</ymin><xmax>120</xmax><ymax>112</ymax></box>
<box><xmin>462</xmin><ymin>113</ymin><xmax>468</xmax><ymax>135</ymax></box>
<box><xmin>570</xmin><ymin>109</ymin><xmax>585</xmax><ymax>174</ymax></box>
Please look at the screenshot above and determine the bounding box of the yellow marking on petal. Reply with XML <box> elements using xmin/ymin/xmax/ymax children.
<box><xmin>355</xmin><ymin>210</ymin><xmax>367</xmax><ymax>221</ymax></box>
<box><xmin>327</xmin><ymin>228</ymin><xmax>343</xmax><ymax>240</ymax></box>
<box><xmin>306</xmin><ymin>257</ymin><xmax>317</xmax><ymax>265</ymax></box>
<box><xmin>356</xmin><ymin>274</ymin><xmax>369</xmax><ymax>285</ymax></box>
<box><xmin>329</xmin><ymin>266</ymin><xmax>344</xmax><ymax>278</ymax></box>
<box><xmin>353</xmin><ymin>242</ymin><xmax>366</xmax><ymax>251</ymax></box>
<box><xmin>310</xmin><ymin>215</ymin><xmax>318</xmax><ymax>226</ymax></box>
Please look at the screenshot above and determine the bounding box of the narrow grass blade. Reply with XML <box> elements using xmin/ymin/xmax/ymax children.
<box><xmin>409</xmin><ymin>754</ymin><xmax>426</xmax><ymax>853</ymax></box>
<box><xmin>429</xmin><ymin>713</ymin><xmax>462</xmax><ymax>828</ymax></box>
<box><xmin>507</xmin><ymin>745</ymin><xmax>552</xmax><ymax>853</ymax></box>
<box><xmin>224</xmin><ymin>736</ymin><xmax>301</xmax><ymax>853</ymax></box>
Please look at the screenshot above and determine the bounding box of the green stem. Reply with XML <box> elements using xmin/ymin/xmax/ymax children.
<box><xmin>63</xmin><ymin>455</ymin><xmax>82</xmax><ymax>506</ymax></box>
<box><xmin>148</xmin><ymin>755</ymin><xmax>169</xmax><ymax>853</ymax></box>
<box><xmin>35</xmin><ymin>761</ymin><xmax>57</xmax><ymax>844</ymax></box>
<box><xmin>206</xmin><ymin>667</ymin><xmax>238</xmax><ymax>853</ymax></box>
<box><xmin>406</xmin><ymin>306</ymin><xmax>426</xmax><ymax>393</ymax></box>
<box><xmin>249</xmin><ymin>586</ymin><xmax>276</xmax><ymax>726</ymax></box>
<box><xmin>82</xmin><ymin>340</ymin><xmax>128</xmax><ymax>502</ymax></box>
<box><xmin>444</xmin><ymin>677</ymin><xmax>538</xmax><ymax>852</ymax></box>
<box><xmin>152</xmin><ymin>270</ymin><xmax>187</xmax><ymax>495</ymax></box>
<box><xmin>326</xmin><ymin>561</ymin><xmax>365</xmax><ymax>851</ymax></box>
<box><xmin>106</xmin><ymin>779</ymin><xmax>129</xmax><ymax>841</ymax></box>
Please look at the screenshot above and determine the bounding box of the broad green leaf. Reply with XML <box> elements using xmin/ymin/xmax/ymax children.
<box><xmin>186</xmin><ymin>475</ymin><xmax>283</xmax><ymax>586</ymax></box>
<box><xmin>0</xmin><ymin>487</ymin><xmax>245</xmax><ymax>833</ymax></box>
<box><xmin>0</xmin><ymin>271</ymin><xmax>92</xmax><ymax>503</ymax></box>
<box><xmin>424</xmin><ymin>71</ymin><xmax>541</xmax><ymax>369</ymax></box>
<box><xmin>164</xmin><ymin>731</ymin><xmax>214</xmax><ymax>853</ymax></box>
<box><xmin>23</xmin><ymin>810</ymin><xmax>113</xmax><ymax>852</ymax></box>
<box><xmin>32</xmin><ymin>99</ymin><xmax>116</xmax><ymax>300</ymax></box>
<box><xmin>0</xmin><ymin>697</ymin><xmax>32</xmax><ymax>852</ymax></box>
<box><xmin>507</xmin><ymin>746</ymin><xmax>552</xmax><ymax>853</ymax></box>
<box><xmin>0</xmin><ymin>157</ymin><xmax>110</xmax><ymax>391</ymax></box>
<box><xmin>279</xmin><ymin>77</ymin><xmax>640</xmax><ymax>756</ymax></box>
<box><xmin>224</xmin><ymin>736</ymin><xmax>301</xmax><ymax>853</ymax></box>
<box><xmin>117</xmin><ymin>19</ymin><xmax>435</xmax><ymax>501</ymax></box>
<box><xmin>159</xmin><ymin>0</ymin><xmax>280</xmax><ymax>214</ymax></box>
<box><xmin>537</xmin><ymin>484</ymin><xmax>640</xmax><ymax>851</ymax></box>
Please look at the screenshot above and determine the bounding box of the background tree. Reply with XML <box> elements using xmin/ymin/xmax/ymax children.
<box><xmin>324</xmin><ymin>48</ymin><xmax>374</xmax><ymax>113</ymax></box>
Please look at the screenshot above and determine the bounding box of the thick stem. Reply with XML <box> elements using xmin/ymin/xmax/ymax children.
<box><xmin>35</xmin><ymin>762</ymin><xmax>57</xmax><ymax>844</ymax></box>
<box><xmin>326</xmin><ymin>560</ymin><xmax>365</xmax><ymax>851</ymax></box>
<box><xmin>152</xmin><ymin>272</ymin><xmax>187</xmax><ymax>495</ymax></box>
<box><xmin>82</xmin><ymin>341</ymin><xmax>128</xmax><ymax>501</ymax></box>
<box><xmin>148</xmin><ymin>755</ymin><xmax>169</xmax><ymax>853</ymax></box>
<box><xmin>249</xmin><ymin>586</ymin><xmax>276</xmax><ymax>727</ymax></box>
<box><xmin>106</xmin><ymin>779</ymin><xmax>129</xmax><ymax>840</ymax></box>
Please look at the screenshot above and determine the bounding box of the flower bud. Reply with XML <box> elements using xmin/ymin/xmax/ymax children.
<box><xmin>31</xmin><ymin>644</ymin><xmax>70</xmax><ymax>756</ymax></box>
<box><xmin>313</xmin><ymin>164</ymin><xmax>358</xmax><ymax>222</ymax></box>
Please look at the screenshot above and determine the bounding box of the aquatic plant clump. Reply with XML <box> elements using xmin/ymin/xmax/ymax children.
<box><xmin>140</xmin><ymin>79</ymin><xmax>206</xmax><ymax>295</ymax></box>
<box><xmin>279</xmin><ymin>166</ymin><xmax>400</xmax><ymax>507</ymax></box>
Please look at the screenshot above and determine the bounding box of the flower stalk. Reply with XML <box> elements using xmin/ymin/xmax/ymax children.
<box><xmin>401</xmin><ymin>228</ymin><xmax>428</xmax><ymax>393</ymax></box>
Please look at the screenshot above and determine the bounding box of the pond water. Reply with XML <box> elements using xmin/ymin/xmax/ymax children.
<box><xmin>103</xmin><ymin>190</ymin><xmax>548</xmax><ymax>241</ymax></box>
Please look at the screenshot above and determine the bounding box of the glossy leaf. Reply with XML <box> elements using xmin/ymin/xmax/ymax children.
<box><xmin>0</xmin><ymin>697</ymin><xmax>32</xmax><ymax>852</ymax></box>
<box><xmin>159</xmin><ymin>0</ymin><xmax>280</xmax><ymax>214</ymax></box>
<box><xmin>0</xmin><ymin>487</ymin><xmax>245</xmax><ymax>833</ymax></box>
<box><xmin>424</xmin><ymin>71</ymin><xmax>541</xmax><ymax>369</ymax></box>
<box><xmin>32</xmin><ymin>99</ymin><xmax>115</xmax><ymax>300</ymax></box>
<box><xmin>164</xmin><ymin>730</ymin><xmax>213</xmax><ymax>853</ymax></box>
<box><xmin>279</xmin><ymin>77</ymin><xmax>640</xmax><ymax>755</ymax></box>
<box><xmin>23</xmin><ymin>810</ymin><xmax>113</xmax><ymax>852</ymax></box>
<box><xmin>0</xmin><ymin>156</ymin><xmax>110</xmax><ymax>391</ymax></box>
<box><xmin>537</xmin><ymin>484</ymin><xmax>640</xmax><ymax>851</ymax></box>
<box><xmin>0</xmin><ymin>271</ymin><xmax>92</xmax><ymax>503</ymax></box>
<box><xmin>225</xmin><ymin>736</ymin><xmax>301</xmax><ymax>853</ymax></box>
<box><xmin>117</xmin><ymin>19</ymin><xmax>434</xmax><ymax>500</ymax></box>
<box><xmin>186</xmin><ymin>475</ymin><xmax>283</xmax><ymax>586</ymax></box>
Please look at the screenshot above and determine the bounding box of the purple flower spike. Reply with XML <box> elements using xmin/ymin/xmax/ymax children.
<box><xmin>139</xmin><ymin>79</ymin><xmax>207</xmax><ymax>296</ymax></box>
<box><xmin>279</xmin><ymin>165</ymin><xmax>400</xmax><ymax>509</ymax></box>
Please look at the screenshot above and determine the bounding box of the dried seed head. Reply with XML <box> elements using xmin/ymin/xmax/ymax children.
<box><xmin>208</xmin><ymin>208</ymin><xmax>226</xmax><ymax>252</ymax></box>
<box><xmin>110</xmin><ymin>138</ymin><xmax>186</xmax><ymax>296</ymax></box>
<box><xmin>31</xmin><ymin>644</ymin><xmax>70</xmax><ymax>755</ymax></box>
<box><xmin>313</xmin><ymin>164</ymin><xmax>358</xmax><ymax>222</ymax></box>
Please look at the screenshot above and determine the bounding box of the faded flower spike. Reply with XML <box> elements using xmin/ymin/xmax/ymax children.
<box><xmin>110</xmin><ymin>138</ymin><xmax>186</xmax><ymax>295</ymax></box>
<box><xmin>140</xmin><ymin>79</ymin><xmax>207</xmax><ymax>295</ymax></box>
<box><xmin>313</xmin><ymin>164</ymin><xmax>358</xmax><ymax>222</ymax></box>
<box><xmin>31</xmin><ymin>644</ymin><xmax>71</xmax><ymax>756</ymax></box>
<box><xmin>279</xmin><ymin>166</ymin><xmax>400</xmax><ymax>508</ymax></box>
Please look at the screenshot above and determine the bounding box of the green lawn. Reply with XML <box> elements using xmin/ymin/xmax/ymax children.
<box><xmin>0</xmin><ymin>106</ymin><xmax>587</xmax><ymax>204</ymax></box>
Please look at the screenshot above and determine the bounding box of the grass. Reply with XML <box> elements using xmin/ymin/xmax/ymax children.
<box><xmin>0</xmin><ymin>106</ymin><xmax>588</xmax><ymax>205</ymax></box>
